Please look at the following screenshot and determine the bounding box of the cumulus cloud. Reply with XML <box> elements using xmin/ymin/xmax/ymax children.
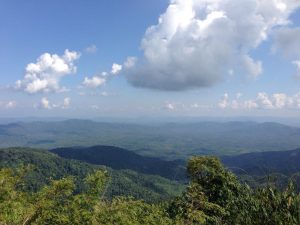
<box><xmin>5</xmin><ymin>101</ymin><xmax>17</xmax><ymax>109</ymax></box>
<box><xmin>244</xmin><ymin>100</ymin><xmax>258</xmax><ymax>109</ymax></box>
<box><xmin>82</xmin><ymin>76</ymin><xmax>106</xmax><ymax>88</ymax></box>
<box><xmin>124</xmin><ymin>57</ymin><xmax>137</xmax><ymax>69</ymax></box>
<box><xmin>0</xmin><ymin>101</ymin><xmax>17</xmax><ymax>109</ymax></box>
<box><xmin>40</xmin><ymin>97</ymin><xmax>52</xmax><ymax>109</ymax></box>
<box><xmin>39</xmin><ymin>97</ymin><xmax>71</xmax><ymax>110</ymax></box>
<box><xmin>16</xmin><ymin>49</ymin><xmax>80</xmax><ymax>94</ymax></box>
<box><xmin>63</xmin><ymin>97</ymin><xmax>71</xmax><ymax>108</ymax></box>
<box><xmin>111</xmin><ymin>63</ymin><xmax>122</xmax><ymax>75</ymax></box>
<box><xmin>218</xmin><ymin>93</ymin><xmax>230</xmax><ymax>109</ymax></box>
<box><xmin>165</xmin><ymin>102</ymin><xmax>176</xmax><ymax>110</ymax></box>
<box><xmin>294</xmin><ymin>93</ymin><xmax>300</xmax><ymax>108</ymax></box>
<box><xmin>272</xmin><ymin>93</ymin><xmax>293</xmax><ymax>108</ymax></box>
<box><xmin>273</xmin><ymin>27</ymin><xmax>300</xmax><ymax>59</ymax></box>
<box><xmin>82</xmin><ymin>63</ymin><xmax>122</xmax><ymax>89</ymax></box>
<box><xmin>256</xmin><ymin>92</ymin><xmax>274</xmax><ymax>109</ymax></box>
<box><xmin>126</xmin><ymin>0</ymin><xmax>300</xmax><ymax>91</ymax></box>
<box><xmin>241</xmin><ymin>55</ymin><xmax>263</xmax><ymax>79</ymax></box>
<box><xmin>219</xmin><ymin>91</ymin><xmax>300</xmax><ymax>110</ymax></box>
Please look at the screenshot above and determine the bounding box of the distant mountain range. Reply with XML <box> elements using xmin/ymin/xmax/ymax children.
<box><xmin>1</xmin><ymin>119</ymin><xmax>300</xmax><ymax>159</ymax></box>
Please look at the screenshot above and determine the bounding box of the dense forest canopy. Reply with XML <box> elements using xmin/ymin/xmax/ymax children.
<box><xmin>0</xmin><ymin>148</ymin><xmax>184</xmax><ymax>203</ymax></box>
<box><xmin>1</xmin><ymin>156</ymin><xmax>300</xmax><ymax>225</ymax></box>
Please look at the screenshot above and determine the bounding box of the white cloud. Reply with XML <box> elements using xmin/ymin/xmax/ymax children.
<box><xmin>191</xmin><ymin>103</ymin><xmax>200</xmax><ymax>108</ymax></box>
<box><xmin>126</xmin><ymin>0</ymin><xmax>300</xmax><ymax>91</ymax></box>
<box><xmin>85</xmin><ymin>45</ymin><xmax>97</xmax><ymax>54</ymax></box>
<box><xmin>63</xmin><ymin>97</ymin><xmax>71</xmax><ymax>108</ymax></box>
<box><xmin>254</xmin><ymin>92</ymin><xmax>297</xmax><ymax>109</ymax></box>
<box><xmin>16</xmin><ymin>49</ymin><xmax>80</xmax><ymax>94</ymax></box>
<box><xmin>231</xmin><ymin>100</ymin><xmax>240</xmax><ymax>109</ymax></box>
<box><xmin>244</xmin><ymin>100</ymin><xmax>258</xmax><ymax>109</ymax></box>
<box><xmin>241</xmin><ymin>55</ymin><xmax>263</xmax><ymax>79</ymax></box>
<box><xmin>124</xmin><ymin>57</ymin><xmax>137</xmax><ymax>69</ymax></box>
<box><xmin>165</xmin><ymin>102</ymin><xmax>175</xmax><ymax>110</ymax></box>
<box><xmin>273</xmin><ymin>28</ymin><xmax>300</xmax><ymax>59</ymax></box>
<box><xmin>111</xmin><ymin>63</ymin><xmax>122</xmax><ymax>75</ymax></box>
<box><xmin>219</xmin><ymin>91</ymin><xmax>300</xmax><ymax>110</ymax></box>
<box><xmin>40</xmin><ymin>97</ymin><xmax>52</xmax><ymax>109</ymax></box>
<box><xmin>218</xmin><ymin>93</ymin><xmax>229</xmax><ymax>109</ymax></box>
<box><xmin>101</xmin><ymin>91</ymin><xmax>109</xmax><ymax>97</ymax></box>
<box><xmin>82</xmin><ymin>62</ymin><xmax>122</xmax><ymax>89</ymax></box>
<box><xmin>190</xmin><ymin>103</ymin><xmax>211</xmax><ymax>109</ymax></box>
<box><xmin>38</xmin><ymin>97</ymin><xmax>71</xmax><ymax>110</ymax></box>
<box><xmin>272</xmin><ymin>93</ymin><xmax>292</xmax><ymax>109</ymax></box>
<box><xmin>294</xmin><ymin>93</ymin><xmax>300</xmax><ymax>108</ymax></box>
<box><xmin>82</xmin><ymin>76</ymin><xmax>106</xmax><ymax>88</ymax></box>
<box><xmin>5</xmin><ymin>101</ymin><xmax>17</xmax><ymax>109</ymax></box>
<box><xmin>256</xmin><ymin>92</ymin><xmax>274</xmax><ymax>109</ymax></box>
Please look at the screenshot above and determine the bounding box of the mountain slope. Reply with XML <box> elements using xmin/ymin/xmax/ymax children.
<box><xmin>0</xmin><ymin>148</ymin><xmax>184</xmax><ymax>202</ymax></box>
<box><xmin>50</xmin><ymin>145</ymin><xmax>186</xmax><ymax>181</ymax></box>
<box><xmin>221</xmin><ymin>148</ymin><xmax>300</xmax><ymax>176</ymax></box>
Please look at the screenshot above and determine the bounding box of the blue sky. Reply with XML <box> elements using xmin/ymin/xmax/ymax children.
<box><xmin>1</xmin><ymin>0</ymin><xmax>300</xmax><ymax>119</ymax></box>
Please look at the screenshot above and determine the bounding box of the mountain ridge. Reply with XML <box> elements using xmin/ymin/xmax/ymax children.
<box><xmin>50</xmin><ymin>145</ymin><xmax>186</xmax><ymax>181</ymax></box>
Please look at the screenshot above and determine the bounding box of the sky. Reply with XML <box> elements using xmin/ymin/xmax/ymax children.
<box><xmin>1</xmin><ymin>0</ymin><xmax>300</xmax><ymax>119</ymax></box>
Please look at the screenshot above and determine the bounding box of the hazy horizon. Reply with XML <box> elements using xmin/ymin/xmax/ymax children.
<box><xmin>2</xmin><ymin>115</ymin><xmax>300</xmax><ymax>127</ymax></box>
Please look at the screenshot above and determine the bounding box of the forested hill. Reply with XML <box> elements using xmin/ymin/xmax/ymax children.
<box><xmin>0</xmin><ymin>148</ymin><xmax>184</xmax><ymax>202</ymax></box>
<box><xmin>50</xmin><ymin>145</ymin><xmax>186</xmax><ymax>181</ymax></box>
<box><xmin>51</xmin><ymin>145</ymin><xmax>300</xmax><ymax>181</ymax></box>
<box><xmin>221</xmin><ymin>148</ymin><xmax>300</xmax><ymax>176</ymax></box>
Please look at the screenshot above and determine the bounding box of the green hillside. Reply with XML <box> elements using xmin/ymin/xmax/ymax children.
<box><xmin>0</xmin><ymin>147</ymin><xmax>184</xmax><ymax>203</ymax></box>
<box><xmin>50</xmin><ymin>145</ymin><xmax>186</xmax><ymax>181</ymax></box>
<box><xmin>1</xmin><ymin>155</ymin><xmax>300</xmax><ymax>225</ymax></box>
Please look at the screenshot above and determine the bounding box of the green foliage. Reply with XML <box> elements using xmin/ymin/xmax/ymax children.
<box><xmin>1</xmin><ymin>155</ymin><xmax>300</xmax><ymax>224</ymax></box>
<box><xmin>0</xmin><ymin>167</ymin><xmax>34</xmax><ymax>225</ymax></box>
<box><xmin>94</xmin><ymin>197</ymin><xmax>176</xmax><ymax>225</ymax></box>
<box><xmin>168</xmin><ymin>156</ymin><xmax>300</xmax><ymax>225</ymax></box>
<box><xmin>0</xmin><ymin>168</ymin><xmax>176</xmax><ymax>225</ymax></box>
<box><xmin>249</xmin><ymin>183</ymin><xmax>300</xmax><ymax>225</ymax></box>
